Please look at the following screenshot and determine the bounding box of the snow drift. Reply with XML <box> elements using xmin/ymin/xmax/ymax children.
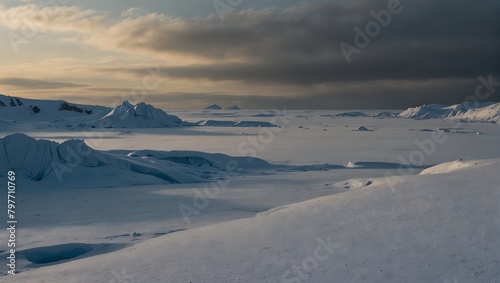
<box><xmin>354</xmin><ymin>126</ymin><xmax>373</xmax><ymax>131</ymax></box>
<box><xmin>0</xmin><ymin>134</ymin><xmax>272</xmax><ymax>184</ymax></box>
<box><xmin>8</xmin><ymin>158</ymin><xmax>500</xmax><ymax>282</ymax></box>
<box><xmin>418</xmin><ymin>159</ymin><xmax>497</xmax><ymax>175</ymax></box>
<box><xmin>196</xmin><ymin>120</ymin><xmax>278</xmax><ymax>127</ymax></box>
<box><xmin>129</xmin><ymin>149</ymin><xmax>273</xmax><ymax>171</ymax></box>
<box><xmin>335</xmin><ymin>111</ymin><xmax>368</xmax><ymax>117</ymax></box>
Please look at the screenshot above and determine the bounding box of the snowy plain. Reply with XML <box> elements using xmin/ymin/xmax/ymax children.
<box><xmin>0</xmin><ymin>97</ymin><xmax>499</xmax><ymax>282</ymax></box>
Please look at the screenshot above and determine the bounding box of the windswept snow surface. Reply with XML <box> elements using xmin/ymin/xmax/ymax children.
<box><xmin>196</xmin><ymin>120</ymin><xmax>278</xmax><ymax>127</ymax></box>
<box><xmin>418</xmin><ymin>159</ymin><xmax>497</xmax><ymax>175</ymax></box>
<box><xmin>1</xmin><ymin>107</ymin><xmax>499</xmax><ymax>282</ymax></box>
<box><xmin>7</xmin><ymin>159</ymin><xmax>500</xmax><ymax>283</ymax></box>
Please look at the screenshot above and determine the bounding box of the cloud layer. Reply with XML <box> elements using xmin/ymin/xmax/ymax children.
<box><xmin>0</xmin><ymin>0</ymin><xmax>498</xmax><ymax>108</ymax></box>
<box><xmin>0</xmin><ymin>77</ymin><xmax>87</xmax><ymax>89</ymax></box>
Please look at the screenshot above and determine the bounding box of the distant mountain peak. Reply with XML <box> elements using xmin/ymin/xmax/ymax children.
<box><xmin>399</xmin><ymin>101</ymin><xmax>499</xmax><ymax>123</ymax></box>
<box><xmin>204</xmin><ymin>104</ymin><xmax>223</xmax><ymax>110</ymax></box>
<box><xmin>121</xmin><ymin>100</ymin><xmax>134</xmax><ymax>108</ymax></box>
<box><xmin>98</xmin><ymin>101</ymin><xmax>184</xmax><ymax>128</ymax></box>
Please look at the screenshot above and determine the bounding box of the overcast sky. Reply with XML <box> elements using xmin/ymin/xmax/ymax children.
<box><xmin>0</xmin><ymin>0</ymin><xmax>498</xmax><ymax>109</ymax></box>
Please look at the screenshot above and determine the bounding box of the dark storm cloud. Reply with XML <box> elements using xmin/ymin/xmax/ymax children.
<box><xmin>0</xmin><ymin>77</ymin><xmax>87</xmax><ymax>89</ymax></box>
<box><xmin>100</xmin><ymin>0</ymin><xmax>498</xmax><ymax>85</ymax></box>
<box><xmin>44</xmin><ymin>76</ymin><xmax>500</xmax><ymax>110</ymax></box>
<box><xmin>88</xmin><ymin>0</ymin><xmax>497</xmax><ymax>109</ymax></box>
<box><xmin>104</xmin><ymin>51</ymin><xmax>495</xmax><ymax>85</ymax></box>
<box><xmin>3</xmin><ymin>0</ymin><xmax>497</xmax><ymax>109</ymax></box>
<box><xmin>131</xmin><ymin>78</ymin><xmax>500</xmax><ymax>109</ymax></box>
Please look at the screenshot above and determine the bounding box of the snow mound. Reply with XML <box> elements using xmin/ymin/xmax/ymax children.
<box><xmin>197</xmin><ymin>120</ymin><xmax>278</xmax><ymax>127</ymax></box>
<box><xmin>204</xmin><ymin>104</ymin><xmax>223</xmax><ymax>110</ymax></box>
<box><xmin>335</xmin><ymin>111</ymin><xmax>368</xmax><ymax>117</ymax></box>
<box><xmin>128</xmin><ymin>150</ymin><xmax>273</xmax><ymax>171</ymax></box>
<box><xmin>235</xmin><ymin>121</ymin><xmax>277</xmax><ymax>127</ymax></box>
<box><xmin>334</xmin><ymin>178</ymin><xmax>373</xmax><ymax>190</ymax></box>
<box><xmin>0</xmin><ymin>133</ymin><xmax>59</xmax><ymax>181</ymax></box>
<box><xmin>375</xmin><ymin>111</ymin><xmax>398</xmax><ymax>117</ymax></box>
<box><xmin>96</xmin><ymin>101</ymin><xmax>184</xmax><ymax>128</ymax></box>
<box><xmin>344</xmin><ymin>161</ymin><xmax>421</xmax><ymax>169</ymax></box>
<box><xmin>226</xmin><ymin>105</ymin><xmax>240</xmax><ymax>110</ymax></box>
<box><xmin>196</xmin><ymin>120</ymin><xmax>236</xmax><ymax>127</ymax></box>
<box><xmin>419</xmin><ymin>159</ymin><xmax>497</xmax><ymax>175</ymax></box>
<box><xmin>0</xmin><ymin>134</ymin><xmax>273</xmax><ymax>184</ymax></box>
<box><xmin>399</xmin><ymin>101</ymin><xmax>498</xmax><ymax>122</ymax></box>
<box><xmin>345</xmin><ymin>161</ymin><xmax>362</xmax><ymax>168</ymax></box>
<box><xmin>354</xmin><ymin>126</ymin><xmax>373</xmax><ymax>131</ymax></box>
<box><xmin>251</xmin><ymin>112</ymin><xmax>278</xmax><ymax>117</ymax></box>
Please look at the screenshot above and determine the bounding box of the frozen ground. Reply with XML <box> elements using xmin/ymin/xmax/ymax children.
<box><xmin>0</xmin><ymin>109</ymin><xmax>499</xmax><ymax>282</ymax></box>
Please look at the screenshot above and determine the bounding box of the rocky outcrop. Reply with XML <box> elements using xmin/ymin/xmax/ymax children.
<box><xmin>59</xmin><ymin>102</ymin><xmax>92</xmax><ymax>114</ymax></box>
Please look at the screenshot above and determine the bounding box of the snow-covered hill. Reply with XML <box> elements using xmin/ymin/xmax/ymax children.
<box><xmin>454</xmin><ymin>102</ymin><xmax>500</xmax><ymax>123</ymax></box>
<box><xmin>0</xmin><ymin>94</ymin><xmax>109</xmax><ymax>124</ymax></box>
<box><xmin>226</xmin><ymin>105</ymin><xmax>240</xmax><ymax>110</ymax></box>
<box><xmin>399</xmin><ymin>102</ymin><xmax>499</xmax><ymax>123</ymax></box>
<box><xmin>94</xmin><ymin>100</ymin><xmax>185</xmax><ymax>128</ymax></box>
<box><xmin>0</xmin><ymin>95</ymin><xmax>186</xmax><ymax>129</ymax></box>
<box><xmin>0</xmin><ymin>94</ymin><xmax>277</xmax><ymax>129</ymax></box>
